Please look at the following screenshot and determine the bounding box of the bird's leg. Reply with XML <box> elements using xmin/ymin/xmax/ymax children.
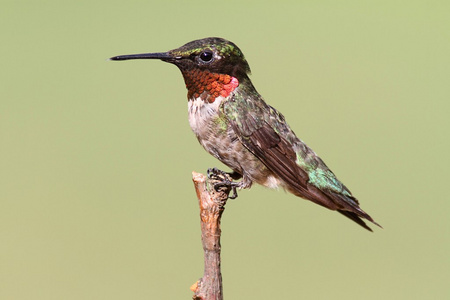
<box><xmin>207</xmin><ymin>168</ymin><xmax>246</xmax><ymax>199</ymax></box>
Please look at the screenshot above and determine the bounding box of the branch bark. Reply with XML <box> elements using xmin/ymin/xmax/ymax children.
<box><xmin>191</xmin><ymin>171</ymin><xmax>231</xmax><ymax>300</ymax></box>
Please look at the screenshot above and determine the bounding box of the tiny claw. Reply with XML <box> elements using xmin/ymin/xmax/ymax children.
<box><xmin>213</xmin><ymin>182</ymin><xmax>239</xmax><ymax>199</ymax></box>
<box><xmin>207</xmin><ymin>167</ymin><xmax>240</xmax><ymax>199</ymax></box>
<box><xmin>229</xmin><ymin>186</ymin><xmax>238</xmax><ymax>199</ymax></box>
<box><xmin>207</xmin><ymin>168</ymin><xmax>220</xmax><ymax>180</ymax></box>
<box><xmin>207</xmin><ymin>167</ymin><xmax>228</xmax><ymax>179</ymax></box>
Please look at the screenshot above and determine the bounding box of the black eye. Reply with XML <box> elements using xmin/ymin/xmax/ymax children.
<box><xmin>199</xmin><ymin>51</ymin><xmax>213</xmax><ymax>62</ymax></box>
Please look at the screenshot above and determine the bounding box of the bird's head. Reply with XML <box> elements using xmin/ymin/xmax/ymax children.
<box><xmin>111</xmin><ymin>37</ymin><xmax>251</xmax><ymax>101</ymax></box>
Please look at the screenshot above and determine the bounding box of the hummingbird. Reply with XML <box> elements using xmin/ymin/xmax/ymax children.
<box><xmin>111</xmin><ymin>37</ymin><xmax>381</xmax><ymax>231</ymax></box>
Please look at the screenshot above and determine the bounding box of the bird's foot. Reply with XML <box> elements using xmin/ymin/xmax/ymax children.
<box><xmin>207</xmin><ymin>167</ymin><xmax>237</xmax><ymax>181</ymax></box>
<box><xmin>207</xmin><ymin>168</ymin><xmax>241</xmax><ymax>199</ymax></box>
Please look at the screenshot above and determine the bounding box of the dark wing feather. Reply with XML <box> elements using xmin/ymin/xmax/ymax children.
<box><xmin>222</xmin><ymin>92</ymin><xmax>380</xmax><ymax>231</ymax></box>
<box><xmin>238</xmin><ymin>115</ymin><xmax>342</xmax><ymax>210</ymax></box>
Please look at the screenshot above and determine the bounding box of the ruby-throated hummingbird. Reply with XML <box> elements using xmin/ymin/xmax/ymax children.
<box><xmin>111</xmin><ymin>37</ymin><xmax>381</xmax><ymax>231</ymax></box>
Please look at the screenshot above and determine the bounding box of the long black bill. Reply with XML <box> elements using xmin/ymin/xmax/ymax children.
<box><xmin>110</xmin><ymin>52</ymin><xmax>172</xmax><ymax>61</ymax></box>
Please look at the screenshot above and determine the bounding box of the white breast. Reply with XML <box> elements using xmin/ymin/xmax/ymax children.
<box><xmin>187</xmin><ymin>96</ymin><xmax>224</xmax><ymax>137</ymax></box>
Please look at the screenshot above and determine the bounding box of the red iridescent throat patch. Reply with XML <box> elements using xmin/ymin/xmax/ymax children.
<box><xmin>182</xmin><ymin>69</ymin><xmax>239</xmax><ymax>103</ymax></box>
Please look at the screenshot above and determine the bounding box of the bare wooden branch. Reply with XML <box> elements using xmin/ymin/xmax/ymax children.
<box><xmin>191</xmin><ymin>171</ymin><xmax>231</xmax><ymax>300</ymax></box>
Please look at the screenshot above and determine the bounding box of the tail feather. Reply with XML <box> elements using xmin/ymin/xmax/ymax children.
<box><xmin>289</xmin><ymin>184</ymin><xmax>382</xmax><ymax>231</ymax></box>
<box><xmin>325</xmin><ymin>190</ymin><xmax>382</xmax><ymax>231</ymax></box>
<box><xmin>338</xmin><ymin>210</ymin><xmax>371</xmax><ymax>232</ymax></box>
<box><xmin>337</xmin><ymin>209</ymin><xmax>382</xmax><ymax>232</ymax></box>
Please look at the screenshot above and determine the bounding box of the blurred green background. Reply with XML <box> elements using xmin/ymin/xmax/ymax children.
<box><xmin>1</xmin><ymin>1</ymin><xmax>449</xmax><ymax>299</ymax></box>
